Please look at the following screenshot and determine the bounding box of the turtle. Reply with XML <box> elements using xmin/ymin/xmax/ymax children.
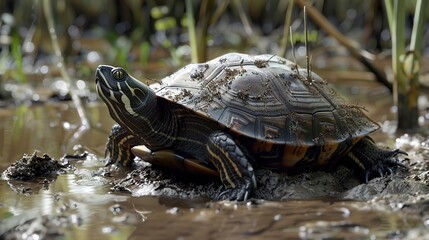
<box><xmin>95</xmin><ymin>53</ymin><xmax>406</xmax><ymax>201</ymax></box>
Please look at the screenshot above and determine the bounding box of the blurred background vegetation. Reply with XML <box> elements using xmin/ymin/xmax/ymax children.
<box><xmin>0</xmin><ymin>0</ymin><xmax>428</xmax><ymax>129</ymax></box>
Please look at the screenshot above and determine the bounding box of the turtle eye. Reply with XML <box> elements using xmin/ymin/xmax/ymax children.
<box><xmin>111</xmin><ymin>68</ymin><xmax>125</xmax><ymax>80</ymax></box>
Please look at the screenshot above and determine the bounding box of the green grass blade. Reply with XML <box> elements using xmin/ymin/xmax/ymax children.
<box><xmin>185</xmin><ymin>0</ymin><xmax>198</xmax><ymax>63</ymax></box>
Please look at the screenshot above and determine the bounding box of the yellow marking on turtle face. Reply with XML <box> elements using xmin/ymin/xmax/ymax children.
<box><xmin>120</xmin><ymin>94</ymin><xmax>138</xmax><ymax>116</ymax></box>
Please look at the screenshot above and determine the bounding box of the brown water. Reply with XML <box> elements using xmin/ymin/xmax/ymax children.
<box><xmin>1</xmin><ymin>79</ymin><xmax>429</xmax><ymax>239</ymax></box>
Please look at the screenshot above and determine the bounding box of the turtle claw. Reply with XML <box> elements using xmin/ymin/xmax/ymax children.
<box><xmin>378</xmin><ymin>169</ymin><xmax>384</xmax><ymax>178</ymax></box>
<box><xmin>104</xmin><ymin>140</ymin><xmax>114</xmax><ymax>167</ymax></box>
<box><xmin>104</xmin><ymin>157</ymin><xmax>116</xmax><ymax>167</ymax></box>
<box><xmin>363</xmin><ymin>148</ymin><xmax>407</xmax><ymax>182</ymax></box>
<box><xmin>215</xmin><ymin>187</ymin><xmax>251</xmax><ymax>201</ymax></box>
<box><xmin>396</xmin><ymin>149</ymin><xmax>408</xmax><ymax>156</ymax></box>
<box><xmin>215</xmin><ymin>180</ymin><xmax>253</xmax><ymax>201</ymax></box>
<box><xmin>104</xmin><ymin>142</ymin><xmax>119</xmax><ymax>167</ymax></box>
<box><xmin>365</xmin><ymin>171</ymin><xmax>370</xmax><ymax>183</ymax></box>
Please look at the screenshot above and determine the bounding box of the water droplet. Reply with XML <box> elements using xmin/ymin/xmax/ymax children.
<box><xmin>49</xmin><ymin>27</ymin><xmax>56</xmax><ymax>34</ymax></box>
<box><xmin>87</xmin><ymin>51</ymin><xmax>101</xmax><ymax>63</ymax></box>
<box><xmin>68</xmin><ymin>25</ymin><xmax>80</xmax><ymax>38</ymax></box>
<box><xmin>102</xmin><ymin>226</ymin><xmax>117</xmax><ymax>234</ymax></box>
<box><xmin>418</xmin><ymin>116</ymin><xmax>425</xmax><ymax>125</ymax></box>
<box><xmin>1</xmin><ymin>13</ymin><xmax>15</xmax><ymax>25</ymax></box>
<box><xmin>32</xmin><ymin>94</ymin><xmax>40</xmax><ymax>101</ymax></box>
<box><xmin>338</xmin><ymin>207</ymin><xmax>350</xmax><ymax>217</ymax></box>
<box><xmin>76</xmin><ymin>80</ymin><xmax>86</xmax><ymax>89</ymax></box>
<box><xmin>166</xmin><ymin>207</ymin><xmax>179</xmax><ymax>215</ymax></box>
<box><xmin>40</xmin><ymin>65</ymin><xmax>49</xmax><ymax>74</ymax></box>
<box><xmin>63</xmin><ymin>122</ymin><xmax>71</xmax><ymax>130</ymax></box>
<box><xmin>23</xmin><ymin>42</ymin><xmax>34</xmax><ymax>53</ymax></box>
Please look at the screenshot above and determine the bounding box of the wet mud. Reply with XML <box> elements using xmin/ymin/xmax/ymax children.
<box><xmin>111</xmin><ymin>156</ymin><xmax>427</xmax><ymax>202</ymax></box>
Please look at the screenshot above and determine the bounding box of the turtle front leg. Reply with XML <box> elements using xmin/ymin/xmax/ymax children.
<box><xmin>347</xmin><ymin>136</ymin><xmax>407</xmax><ymax>182</ymax></box>
<box><xmin>105</xmin><ymin>124</ymin><xmax>142</xmax><ymax>166</ymax></box>
<box><xmin>207</xmin><ymin>131</ymin><xmax>256</xmax><ymax>201</ymax></box>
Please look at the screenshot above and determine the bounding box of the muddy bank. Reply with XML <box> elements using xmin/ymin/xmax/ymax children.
<box><xmin>3</xmin><ymin>146</ymin><xmax>428</xmax><ymax>202</ymax></box>
<box><xmin>111</xmin><ymin>157</ymin><xmax>428</xmax><ymax>202</ymax></box>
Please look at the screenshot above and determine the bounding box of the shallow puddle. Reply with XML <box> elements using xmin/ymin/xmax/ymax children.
<box><xmin>1</xmin><ymin>172</ymin><xmax>426</xmax><ymax>239</ymax></box>
<box><xmin>1</xmin><ymin>78</ymin><xmax>429</xmax><ymax>239</ymax></box>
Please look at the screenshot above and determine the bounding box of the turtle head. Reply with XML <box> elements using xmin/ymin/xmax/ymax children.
<box><xmin>95</xmin><ymin>65</ymin><xmax>156</xmax><ymax>126</ymax></box>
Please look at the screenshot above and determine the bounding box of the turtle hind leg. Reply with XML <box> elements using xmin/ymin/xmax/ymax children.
<box><xmin>347</xmin><ymin>136</ymin><xmax>407</xmax><ymax>182</ymax></box>
<box><xmin>207</xmin><ymin>131</ymin><xmax>256</xmax><ymax>201</ymax></box>
<box><xmin>105</xmin><ymin>125</ymin><xmax>141</xmax><ymax>166</ymax></box>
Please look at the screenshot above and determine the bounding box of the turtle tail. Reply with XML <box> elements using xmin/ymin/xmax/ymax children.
<box><xmin>347</xmin><ymin>136</ymin><xmax>407</xmax><ymax>182</ymax></box>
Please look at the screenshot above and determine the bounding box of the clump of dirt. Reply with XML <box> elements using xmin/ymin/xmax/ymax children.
<box><xmin>2</xmin><ymin>151</ymin><xmax>70</xmax><ymax>181</ymax></box>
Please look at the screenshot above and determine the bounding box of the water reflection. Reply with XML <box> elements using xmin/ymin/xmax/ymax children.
<box><xmin>0</xmin><ymin>102</ymin><xmax>113</xmax><ymax>171</ymax></box>
<box><xmin>125</xmin><ymin>199</ymin><xmax>422</xmax><ymax>239</ymax></box>
<box><xmin>0</xmin><ymin>161</ymin><xmax>133</xmax><ymax>239</ymax></box>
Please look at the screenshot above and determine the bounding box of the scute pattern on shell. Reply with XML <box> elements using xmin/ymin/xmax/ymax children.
<box><xmin>152</xmin><ymin>53</ymin><xmax>379</xmax><ymax>146</ymax></box>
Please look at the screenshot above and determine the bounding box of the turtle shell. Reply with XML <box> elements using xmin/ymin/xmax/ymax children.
<box><xmin>151</xmin><ymin>53</ymin><xmax>379</xmax><ymax>147</ymax></box>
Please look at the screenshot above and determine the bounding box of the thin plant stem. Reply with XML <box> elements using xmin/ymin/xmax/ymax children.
<box><xmin>290</xmin><ymin>27</ymin><xmax>297</xmax><ymax>66</ymax></box>
<box><xmin>391</xmin><ymin>0</ymin><xmax>406</xmax><ymax>94</ymax></box>
<box><xmin>42</xmin><ymin>0</ymin><xmax>89</xmax><ymax>145</ymax></box>
<box><xmin>386</xmin><ymin>0</ymin><xmax>421</xmax><ymax>129</ymax></box>
<box><xmin>209</xmin><ymin>0</ymin><xmax>230</xmax><ymax>25</ymax></box>
<box><xmin>185</xmin><ymin>0</ymin><xmax>198</xmax><ymax>63</ymax></box>
<box><xmin>406</xmin><ymin>0</ymin><xmax>426</xmax><ymax>82</ymax></box>
<box><xmin>196</xmin><ymin>0</ymin><xmax>215</xmax><ymax>62</ymax></box>
<box><xmin>387</xmin><ymin>0</ymin><xmax>407</xmax><ymax>110</ymax></box>
<box><xmin>232</xmin><ymin>0</ymin><xmax>253</xmax><ymax>36</ymax></box>
<box><xmin>384</xmin><ymin>0</ymin><xmax>394</xmax><ymax>31</ymax></box>
<box><xmin>410</xmin><ymin>0</ymin><xmax>425</xmax><ymax>55</ymax></box>
<box><xmin>279</xmin><ymin>0</ymin><xmax>295</xmax><ymax>57</ymax></box>
<box><xmin>304</xmin><ymin>6</ymin><xmax>311</xmax><ymax>80</ymax></box>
